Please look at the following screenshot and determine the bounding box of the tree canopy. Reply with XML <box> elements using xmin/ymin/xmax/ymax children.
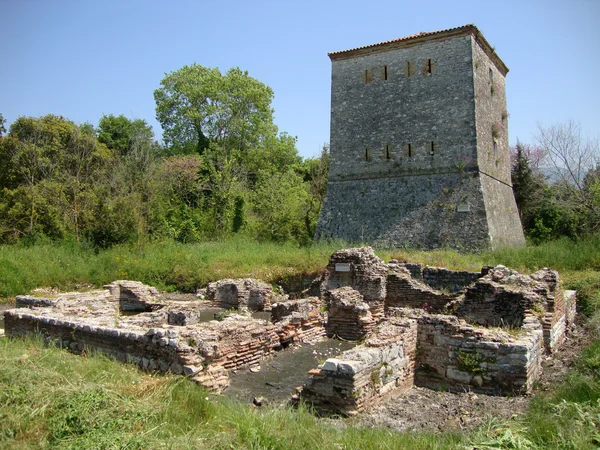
<box><xmin>154</xmin><ymin>65</ymin><xmax>274</xmax><ymax>156</ymax></box>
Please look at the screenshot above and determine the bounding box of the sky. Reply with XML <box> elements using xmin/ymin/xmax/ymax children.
<box><xmin>1</xmin><ymin>0</ymin><xmax>599</xmax><ymax>158</ymax></box>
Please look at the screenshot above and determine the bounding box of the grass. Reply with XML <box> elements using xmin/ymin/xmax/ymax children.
<box><xmin>0</xmin><ymin>336</ymin><xmax>462</xmax><ymax>449</ymax></box>
<box><xmin>0</xmin><ymin>236</ymin><xmax>343</xmax><ymax>301</ymax></box>
<box><xmin>2</xmin><ymin>235</ymin><xmax>600</xmax><ymax>302</ymax></box>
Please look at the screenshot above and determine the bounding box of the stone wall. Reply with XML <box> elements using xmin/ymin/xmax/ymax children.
<box><xmin>297</xmin><ymin>318</ymin><xmax>417</xmax><ymax>415</ymax></box>
<box><xmin>386</xmin><ymin>265</ymin><xmax>456</xmax><ymax>312</ymax></box>
<box><xmin>320</xmin><ymin>247</ymin><xmax>387</xmax><ymax>320</ymax></box>
<box><xmin>456</xmin><ymin>267</ymin><xmax>559</xmax><ymax>329</ymax></box>
<box><xmin>408</xmin><ymin>311</ymin><xmax>543</xmax><ymax>395</ymax></box>
<box><xmin>206</xmin><ymin>278</ymin><xmax>276</xmax><ymax>311</ymax></box>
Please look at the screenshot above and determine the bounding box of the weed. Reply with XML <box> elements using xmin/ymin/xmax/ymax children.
<box><xmin>456</xmin><ymin>350</ymin><xmax>485</xmax><ymax>375</ymax></box>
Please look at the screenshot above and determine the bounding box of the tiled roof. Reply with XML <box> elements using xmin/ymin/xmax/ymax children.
<box><xmin>328</xmin><ymin>24</ymin><xmax>508</xmax><ymax>75</ymax></box>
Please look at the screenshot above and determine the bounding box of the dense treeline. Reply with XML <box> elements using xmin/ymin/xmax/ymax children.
<box><xmin>0</xmin><ymin>65</ymin><xmax>329</xmax><ymax>248</ymax></box>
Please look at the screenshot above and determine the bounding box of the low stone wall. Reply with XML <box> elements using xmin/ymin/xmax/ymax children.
<box><xmin>105</xmin><ymin>280</ymin><xmax>164</xmax><ymax>312</ymax></box>
<box><xmin>386</xmin><ymin>266</ymin><xmax>455</xmax><ymax>312</ymax></box>
<box><xmin>272</xmin><ymin>297</ymin><xmax>327</xmax><ymax>345</ymax></box>
<box><xmin>410</xmin><ymin>312</ymin><xmax>543</xmax><ymax>395</ymax></box>
<box><xmin>297</xmin><ymin>318</ymin><xmax>417</xmax><ymax>415</ymax></box>
<box><xmin>4</xmin><ymin>303</ymin><xmax>282</xmax><ymax>392</ymax></box>
<box><xmin>5</xmin><ymin>309</ymin><xmax>196</xmax><ymax>373</ymax></box>
<box><xmin>271</xmin><ymin>297</ymin><xmax>321</xmax><ymax>323</ymax></box>
<box><xmin>206</xmin><ymin>278</ymin><xmax>277</xmax><ymax>311</ymax></box>
<box><xmin>456</xmin><ymin>267</ymin><xmax>560</xmax><ymax>328</ymax></box>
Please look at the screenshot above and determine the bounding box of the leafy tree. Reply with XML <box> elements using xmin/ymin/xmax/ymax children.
<box><xmin>154</xmin><ymin>64</ymin><xmax>274</xmax><ymax>156</ymax></box>
<box><xmin>298</xmin><ymin>143</ymin><xmax>330</xmax><ymax>241</ymax></box>
<box><xmin>0</xmin><ymin>113</ymin><xmax>6</xmax><ymax>137</ymax></box>
<box><xmin>536</xmin><ymin>120</ymin><xmax>600</xmax><ymax>234</ymax></box>
<box><xmin>154</xmin><ymin>64</ymin><xmax>289</xmax><ymax>236</ymax></box>
<box><xmin>98</xmin><ymin>114</ymin><xmax>155</xmax><ymax>156</ymax></box>
<box><xmin>0</xmin><ymin>115</ymin><xmax>113</xmax><ymax>243</ymax></box>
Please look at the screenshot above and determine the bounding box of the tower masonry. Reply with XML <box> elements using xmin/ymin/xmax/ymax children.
<box><xmin>316</xmin><ymin>24</ymin><xmax>525</xmax><ymax>250</ymax></box>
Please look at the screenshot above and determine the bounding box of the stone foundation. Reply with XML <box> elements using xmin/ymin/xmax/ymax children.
<box><xmin>206</xmin><ymin>278</ymin><xmax>278</xmax><ymax>311</ymax></box>
<box><xmin>3</xmin><ymin>247</ymin><xmax>577</xmax><ymax>415</ymax></box>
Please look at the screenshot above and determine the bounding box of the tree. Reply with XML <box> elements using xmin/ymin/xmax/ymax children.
<box><xmin>154</xmin><ymin>64</ymin><xmax>275</xmax><ymax>156</ymax></box>
<box><xmin>0</xmin><ymin>113</ymin><xmax>6</xmax><ymax>137</ymax></box>
<box><xmin>536</xmin><ymin>120</ymin><xmax>600</xmax><ymax>233</ymax></box>
<box><xmin>299</xmin><ymin>143</ymin><xmax>330</xmax><ymax>241</ymax></box>
<box><xmin>511</xmin><ymin>142</ymin><xmax>546</xmax><ymax>232</ymax></box>
<box><xmin>154</xmin><ymin>64</ymin><xmax>284</xmax><ymax>235</ymax></box>
<box><xmin>0</xmin><ymin>115</ymin><xmax>114</xmax><ymax>243</ymax></box>
<box><xmin>98</xmin><ymin>114</ymin><xmax>155</xmax><ymax>156</ymax></box>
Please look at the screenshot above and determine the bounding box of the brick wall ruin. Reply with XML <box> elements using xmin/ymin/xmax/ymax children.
<box><xmin>3</xmin><ymin>247</ymin><xmax>576</xmax><ymax>415</ymax></box>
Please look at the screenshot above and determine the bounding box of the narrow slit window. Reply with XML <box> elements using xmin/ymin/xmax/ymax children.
<box><xmin>384</xmin><ymin>65</ymin><xmax>388</xmax><ymax>80</ymax></box>
<box><xmin>405</xmin><ymin>61</ymin><xmax>413</xmax><ymax>77</ymax></box>
<box><xmin>407</xmin><ymin>143</ymin><xmax>412</xmax><ymax>157</ymax></box>
<box><xmin>365</xmin><ymin>148</ymin><xmax>369</xmax><ymax>161</ymax></box>
<box><xmin>489</xmin><ymin>68</ymin><xmax>494</xmax><ymax>81</ymax></box>
<box><xmin>430</xmin><ymin>141</ymin><xmax>435</xmax><ymax>156</ymax></box>
<box><xmin>427</xmin><ymin>59</ymin><xmax>432</xmax><ymax>74</ymax></box>
<box><xmin>385</xmin><ymin>144</ymin><xmax>390</xmax><ymax>159</ymax></box>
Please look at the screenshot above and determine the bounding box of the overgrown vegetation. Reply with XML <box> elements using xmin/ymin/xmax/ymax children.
<box><xmin>0</xmin><ymin>65</ymin><xmax>330</xmax><ymax>249</ymax></box>
<box><xmin>1</xmin><ymin>236</ymin><xmax>600</xmax><ymax>302</ymax></box>
<box><xmin>511</xmin><ymin>121</ymin><xmax>600</xmax><ymax>243</ymax></box>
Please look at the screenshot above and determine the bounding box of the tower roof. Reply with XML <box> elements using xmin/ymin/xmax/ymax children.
<box><xmin>328</xmin><ymin>24</ymin><xmax>508</xmax><ymax>76</ymax></box>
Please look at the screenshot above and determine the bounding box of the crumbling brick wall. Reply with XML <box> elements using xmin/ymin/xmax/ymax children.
<box><xmin>390</xmin><ymin>262</ymin><xmax>483</xmax><ymax>293</ymax></box>
<box><xmin>320</xmin><ymin>247</ymin><xmax>387</xmax><ymax>320</ymax></box>
<box><xmin>325</xmin><ymin>287</ymin><xmax>376</xmax><ymax>341</ymax></box>
<box><xmin>272</xmin><ymin>297</ymin><xmax>327</xmax><ymax>345</ymax></box>
<box><xmin>386</xmin><ymin>265</ymin><xmax>455</xmax><ymax>312</ymax></box>
<box><xmin>409</xmin><ymin>311</ymin><xmax>543</xmax><ymax>395</ymax></box>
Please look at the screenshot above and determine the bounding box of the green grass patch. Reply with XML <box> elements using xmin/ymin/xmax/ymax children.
<box><xmin>2</xmin><ymin>235</ymin><xmax>599</xmax><ymax>302</ymax></box>
<box><xmin>0</xmin><ymin>336</ymin><xmax>461</xmax><ymax>449</ymax></box>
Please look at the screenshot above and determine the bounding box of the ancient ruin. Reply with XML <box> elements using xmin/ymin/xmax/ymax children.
<box><xmin>316</xmin><ymin>25</ymin><xmax>525</xmax><ymax>250</ymax></box>
<box><xmin>3</xmin><ymin>247</ymin><xmax>576</xmax><ymax>415</ymax></box>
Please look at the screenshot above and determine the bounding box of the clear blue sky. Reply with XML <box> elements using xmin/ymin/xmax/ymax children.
<box><xmin>2</xmin><ymin>0</ymin><xmax>599</xmax><ymax>158</ymax></box>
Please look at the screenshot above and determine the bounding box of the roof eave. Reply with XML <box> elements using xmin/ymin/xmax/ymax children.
<box><xmin>328</xmin><ymin>25</ymin><xmax>508</xmax><ymax>76</ymax></box>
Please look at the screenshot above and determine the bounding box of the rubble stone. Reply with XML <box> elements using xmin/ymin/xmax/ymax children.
<box><xmin>206</xmin><ymin>278</ymin><xmax>278</xmax><ymax>311</ymax></box>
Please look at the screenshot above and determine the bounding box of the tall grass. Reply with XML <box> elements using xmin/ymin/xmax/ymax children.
<box><xmin>0</xmin><ymin>237</ymin><xmax>342</xmax><ymax>300</ymax></box>
<box><xmin>2</xmin><ymin>235</ymin><xmax>599</xmax><ymax>301</ymax></box>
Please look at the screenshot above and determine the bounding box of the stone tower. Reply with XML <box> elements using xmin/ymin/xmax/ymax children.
<box><xmin>316</xmin><ymin>25</ymin><xmax>525</xmax><ymax>250</ymax></box>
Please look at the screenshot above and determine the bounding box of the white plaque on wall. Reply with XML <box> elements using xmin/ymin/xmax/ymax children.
<box><xmin>457</xmin><ymin>204</ymin><xmax>471</xmax><ymax>213</ymax></box>
<box><xmin>335</xmin><ymin>263</ymin><xmax>351</xmax><ymax>272</ymax></box>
